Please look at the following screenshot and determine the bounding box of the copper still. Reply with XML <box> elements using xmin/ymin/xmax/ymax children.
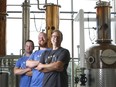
<box><xmin>44</xmin><ymin>4</ymin><xmax>60</xmax><ymax>48</ymax></box>
<box><xmin>0</xmin><ymin>0</ymin><xmax>7</xmax><ymax>56</ymax></box>
<box><xmin>85</xmin><ymin>1</ymin><xmax>116</xmax><ymax>87</ymax></box>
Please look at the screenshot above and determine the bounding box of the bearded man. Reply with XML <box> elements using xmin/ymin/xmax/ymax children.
<box><xmin>26</xmin><ymin>32</ymin><xmax>50</xmax><ymax>87</ymax></box>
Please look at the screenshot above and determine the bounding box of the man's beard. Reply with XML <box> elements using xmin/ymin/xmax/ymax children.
<box><xmin>39</xmin><ymin>42</ymin><xmax>47</xmax><ymax>47</ymax></box>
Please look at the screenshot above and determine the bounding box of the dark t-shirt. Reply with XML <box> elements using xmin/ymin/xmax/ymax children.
<box><xmin>39</xmin><ymin>47</ymin><xmax>70</xmax><ymax>87</ymax></box>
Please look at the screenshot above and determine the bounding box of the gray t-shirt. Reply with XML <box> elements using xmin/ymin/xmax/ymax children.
<box><xmin>40</xmin><ymin>47</ymin><xmax>70</xmax><ymax>87</ymax></box>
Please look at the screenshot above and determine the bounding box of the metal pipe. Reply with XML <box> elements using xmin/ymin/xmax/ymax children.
<box><xmin>22</xmin><ymin>0</ymin><xmax>30</xmax><ymax>51</ymax></box>
<box><xmin>36</xmin><ymin>0</ymin><xmax>45</xmax><ymax>10</ymax></box>
<box><xmin>70</xmin><ymin>0</ymin><xmax>74</xmax><ymax>87</ymax></box>
<box><xmin>78</xmin><ymin>9</ymin><xmax>85</xmax><ymax>69</ymax></box>
<box><xmin>75</xmin><ymin>9</ymin><xmax>86</xmax><ymax>87</ymax></box>
<box><xmin>113</xmin><ymin>0</ymin><xmax>116</xmax><ymax>43</ymax></box>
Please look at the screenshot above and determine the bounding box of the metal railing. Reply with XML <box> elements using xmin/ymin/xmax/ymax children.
<box><xmin>0</xmin><ymin>55</ymin><xmax>20</xmax><ymax>87</ymax></box>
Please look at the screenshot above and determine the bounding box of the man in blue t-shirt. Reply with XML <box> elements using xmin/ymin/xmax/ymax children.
<box><xmin>26</xmin><ymin>32</ymin><xmax>50</xmax><ymax>87</ymax></box>
<box><xmin>14</xmin><ymin>40</ymin><xmax>34</xmax><ymax>87</ymax></box>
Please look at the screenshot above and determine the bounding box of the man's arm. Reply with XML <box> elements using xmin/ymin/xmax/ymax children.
<box><xmin>35</xmin><ymin>61</ymin><xmax>64</xmax><ymax>72</ymax></box>
<box><xmin>26</xmin><ymin>60</ymin><xmax>39</xmax><ymax>68</ymax></box>
<box><xmin>14</xmin><ymin>67</ymin><xmax>31</xmax><ymax>75</ymax></box>
<box><xmin>25</xmin><ymin>71</ymin><xmax>32</xmax><ymax>76</ymax></box>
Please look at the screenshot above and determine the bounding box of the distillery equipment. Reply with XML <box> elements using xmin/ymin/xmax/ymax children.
<box><xmin>22</xmin><ymin>0</ymin><xmax>30</xmax><ymax>51</ymax></box>
<box><xmin>37</xmin><ymin>0</ymin><xmax>60</xmax><ymax>48</ymax></box>
<box><xmin>85</xmin><ymin>1</ymin><xmax>116</xmax><ymax>87</ymax></box>
<box><xmin>0</xmin><ymin>0</ymin><xmax>7</xmax><ymax>56</ymax></box>
<box><xmin>44</xmin><ymin>3</ymin><xmax>60</xmax><ymax>47</ymax></box>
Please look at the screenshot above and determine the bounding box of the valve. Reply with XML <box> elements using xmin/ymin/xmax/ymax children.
<box><xmin>75</xmin><ymin>76</ymin><xmax>79</xmax><ymax>84</ymax></box>
<box><xmin>80</xmin><ymin>74</ymin><xmax>87</xmax><ymax>86</ymax></box>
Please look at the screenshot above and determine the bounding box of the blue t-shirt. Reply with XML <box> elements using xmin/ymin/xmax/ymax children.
<box><xmin>15</xmin><ymin>56</ymin><xmax>32</xmax><ymax>87</ymax></box>
<box><xmin>29</xmin><ymin>49</ymin><xmax>50</xmax><ymax>87</ymax></box>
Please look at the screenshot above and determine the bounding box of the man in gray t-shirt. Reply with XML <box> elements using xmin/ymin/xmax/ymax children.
<box><xmin>35</xmin><ymin>30</ymin><xmax>70</xmax><ymax>87</ymax></box>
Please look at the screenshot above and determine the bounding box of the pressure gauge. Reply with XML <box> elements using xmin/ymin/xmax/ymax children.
<box><xmin>100</xmin><ymin>49</ymin><xmax>116</xmax><ymax>65</ymax></box>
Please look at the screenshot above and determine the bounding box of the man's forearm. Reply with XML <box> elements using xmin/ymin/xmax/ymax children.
<box><xmin>26</xmin><ymin>60</ymin><xmax>39</xmax><ymax>68</ymax></box>
<box><xmin>40</xmin><ymin>61</ymin><xmax>64</xmax><ymax>72</ymax></box>
<box><xmin>14</xmin><ymin>68</ymin><xmax>31</xmax><ymax>75</ymax></box>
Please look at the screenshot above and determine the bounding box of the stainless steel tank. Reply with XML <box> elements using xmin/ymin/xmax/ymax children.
<box><xmin>85</xmin><ymin>1</ymin><xmax>116</xmax><ymax>87</ymax></box>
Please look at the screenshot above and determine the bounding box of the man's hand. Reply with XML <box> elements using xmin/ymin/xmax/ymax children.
<box><xmin>35</xmin><ymin>63</ymin><xmax>43</xmax><ymax>71</ymax></box>
<box><xmin>26</xmin><ymin>69</ymin><xmax>32</xmax><ymax>76</ymax></box>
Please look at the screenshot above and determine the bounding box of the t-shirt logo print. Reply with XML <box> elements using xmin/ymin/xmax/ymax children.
<box><xmin>45</xmin><ymin>55</ymin><xmax>56</xmax><ymax>64</ymax></box>
<box><xmin>35</xmin><ymin>54</ymin><xmax>41</xmax><ymax>61</ymax></box>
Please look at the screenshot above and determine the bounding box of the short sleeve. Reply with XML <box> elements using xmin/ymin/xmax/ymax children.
<box><xmin>57</xmin><ymin>49</ymin><xmax>70</xmax><ymax>64</ymax></box>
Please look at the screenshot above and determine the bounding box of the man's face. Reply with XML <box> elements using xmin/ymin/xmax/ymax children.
<box><xmin>51</xmin><ymin>32</ymin><xmax>62</xmax><ymax>46</ymax></box>
<box><xmin>38</xmin><ymin>33</ymin><xmax>47</xmax><ymax>47</ymax></box>
<box><xmin>25</xmin><ymin>42</ymin><xmax>34</xmax><ymax>53</ymax></box>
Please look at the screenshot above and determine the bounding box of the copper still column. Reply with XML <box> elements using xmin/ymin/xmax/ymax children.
<box><xmin>0</xmin><ymin>0</ymin><xmax>7</xmax><ymax>56</ymax></box>
<box><xmin>85</xmin><ymin>1</ymin><xmax>116</xmax><ymax>87</ymax></box>
<box><xmin>44</xmin><ymin>4</ymin><xmax>60</xmax><ymax>48</ymax></box>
